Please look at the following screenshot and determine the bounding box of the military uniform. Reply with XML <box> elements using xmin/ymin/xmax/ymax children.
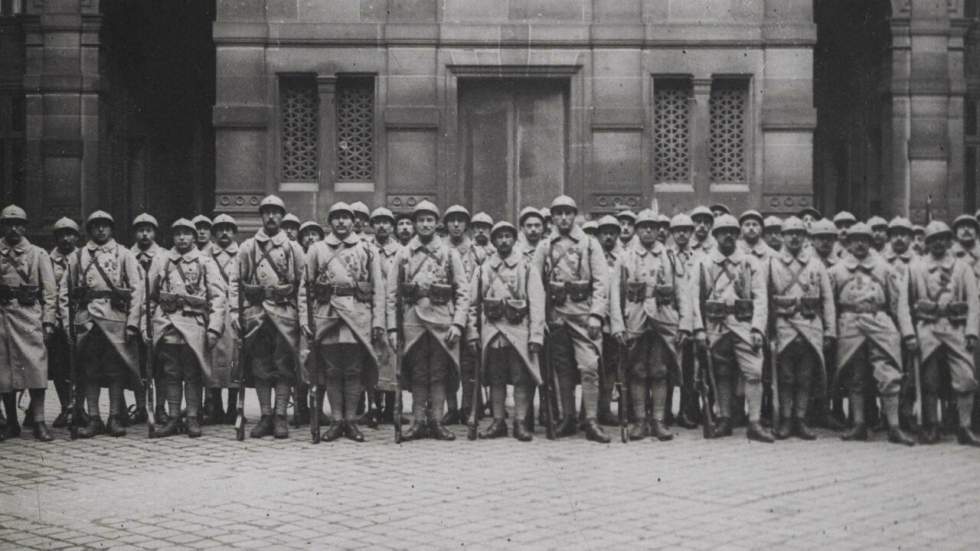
<box><xmin>597</xmin><ymin>215</ymin><xmax>624</xmax><ymax>426</ymax></box>
<box><xmin>46</xmin><ymin>218</ymin><xmax>80</xmax><ymax>429</ymax></box>
<box><xmin>884</xmin><ymin>217</ymin><xmax>918</xmax><ymax>430</ymax></box>
<box><xmin>386</xmin><ymin>201</ymin><xmax>470</xmax><ymax>441</ymax></box>
<box><xmin>129</xmin><ymin>213</ymin><xmax>164</xmax><ymax>426</ymax></box>
<box><xmin>305</xmin><ymin>204</ymin><xmax>385</xmax><ymax>442</ymax></box>
<box><xmin>668</xmin><ymin>214</ymin><xmax>701</xmax><ymax>429</ymax></box>
<box><xmin>235</xmin><ymin>196</ymin><xmax>308</xmax><ymax>439</ymax></box>
<box><xmin>467</xmin><ymin>221</ymin><xmax>545</xmax><ymax>441</ymax></box>
<box><xmin>206</xmin><ymin>214</ymin><xmax>241</xmax><ymax>424</ymax></box>
<box><xmin>59</xmin><ymin>211</ymin><xmax>144</xmax><ymax>438</ymax></box>
<box><xmin>609</xmin><ymin>210</ymin><xmax>690</xmax><ymax>441</ymax></box>
<box><xmin>370</xmin><ymin>207</ymin><xmax>403</xmax><ymax>423</ymax></box>
<box><xmin>145</xmin><ymin>219</ymin><xmax>227</xmax><ymax>438</ymax></box>
<box><xmin>810</xmin><ymin>218</ymin><xmax>846</xmax><ymax>428</ymax></box>
<box><xmin>767</xmin><ymin>217</ymin><xmax>836</xmax><ymax>440</ymax></box>
<box><xmin>951</xmin><ymin>214</ymin><xmax>980</xmax><ymax>431</ymax></box>
<box><xmin>739</xmin><ymin>210</ymin><xmax>775</xmax><ymax>426</ymax></box>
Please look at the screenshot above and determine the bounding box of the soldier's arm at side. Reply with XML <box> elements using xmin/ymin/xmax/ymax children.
<box><xmin>588</xmin><ymin>237</ymin><xmax>608</xmax><ymax>321</ymax></box>
<box><xmin>674</xmin><ymin>256</ymin><xmax>692</xmax><ymax>334</ymax></box>
<box><xmin>890</xmin><ymin>263</ymin><xmax>915</xmax><ymax>339</ymax></box>
<box><xmin>749</xmin><ymin>256</ymin><xmax>768</xmax><ymax>335</ymax></box>
<box><xmin>39</xmin><ymin>250</ymin><xmax>58</xmax><ymax>328</ymax></box>
<box><xmin>690</xmin><ymin>259</ymin><xmax>705</xmax><ymax>333</ymax></box>
<box><xmin>961</xmin><ymin>261</ymin><xmax>979</xmax><ymax>340</ymax></box>
<box><xmin>125</xmin><ymin>251</ymin><xmax>144</xmax><ymax>331</ymax></box>
<box><xmin>608</xmin><ymin>256</ymin><xmax>625</xmax><ymax>336</ymax></box>
<box><xmin>449</xmin><ymin>248</ymin><xmax>470</xmax><ymax>331</ymax></box>
<box><xmin>385</xmin><ymin>248</ymin><xmax>403</xmax><ymax>332</ymax></box>
<box><xmin>465</xmin><ymin>266</ymin><xmax>481</xmax><ymax>343</ymax></box>
<box><xmin>57</xmin><ymin>256</ymin><xmax>72</xmax><ymax>328</ymax></box>
<box><xmin>369</xmin><ymin>246</ymin><xmax>386</xmax><ymax>332</ymax></box>
<box><xmin>292</xmin><ymin>242</ymin><xmax>308</xmax><ymax>333</ymax></box>
<box><xmin>817</xmin><ymin>261</ymin><xmax>836</xmax><ymax>340</ymax></box>
<box><xmin>205</xmin><ymin>259</ymin><xmax>227</xmax><ymax>336</ymax></box>
<box><xmin>528</xmin><ymin>259</ymin><xmax>545</xmax><ymax>347</ymax></box>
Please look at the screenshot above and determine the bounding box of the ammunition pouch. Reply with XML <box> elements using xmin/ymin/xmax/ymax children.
<box><xmin>158</xmin><ymin>291</ymin><xmax>207</xmax><ymax>315</ymax></box>
<box><xmin>800</xmin><ymin>297</ymin><xmax>821</xmax><ymax>319</ymax></box>
<box><xmin>313</xmin><ymin>282</ymin><xmax>333</xmax><ymax>303</ymax></box>
<box><xmin>734</xmin><ymin>299</ymin><xmax>754</xmax><ymax>322</ymax></box>
<box><xmin>840</xmin><ymin>303</ymin><xmax>882</xmax><ymax>315</ymax></box>
<box><xmin>70</xmin><ymin>286</ymin><xmax>88</xmax><ymax>304</ymax></box>
<box><xmin>947</xmin><ymin>301</ymin><xmax>969</xmax><ymax>323</ymax></box>
<box><xmin>333</xmin><ymin>283</ymin><xmax>356</xmax><ymax>298</ymax></box>
<box><xmin>625</xmin><ymin>281</ymin><xmax>646</xmax><ymax>304</ymax></box>
<box><xmin>913</xmin><ymin>300</ymin><xmax>939</xmax><ymax>321</ymax></box>
<box><xmin>243</xmin><ymin>283</ymin><xmax>264</xmax><ymax>304</ymax></box>
<box><xmin>915</xmin><ymin>300</ymin><xmax>969</xmax><ymax>324</ymax></box>
<box><xmin>429</xmin><ymin>283</ymin><xmax>453</xmax><ymax>306</ymax></box>
<box><xmin>268</xmin><ymin>284</ymin><xmax>295</xmax><ymax>305</ymax></box>
<box><xmin>773</xmin><ymin>296</ymin><xmax>798</xmax><ymax>318</ymax></box>
<box><xmin>548</xmin><ymin>281</ymin><xmax>567</xmax><ymax>306</ymax></box>
<box><xmin>355</xmin><ymin>281</ymin><xmax>374</xmax><ymax>303</ymax></box>
<box><xmin>504</xmin><ymin>299</ymin><xmax>528</xmax><ymax>324</ymax></box>
<box><xmin>399</xmin><ymin>282</ymin><xmax>418</xmax><ymax>304</ymax></box>
<box><xmin>0</xmin><ymin>285</ymin><xmax>11</xmax><ymax>305</ymax></box>
<box><xmin>704</xmin><ymin>300</ymin><xmax>730</xmax><ymax>321</ymax></box>
<box><xmin>484</xmin><ymin>299</ymin><xmax>504</xmax><ymax>322</ymax></box>
<box><xmin>14</xmin><ymin>285</ymin><xmax>38</xmax><ymax>307</ymax></box>
<box><xmin>654</xmin><ymin>284</ymin><xmax>675</xmax><ymax>307</ymax></box>
<box><xmin>567</xmin><ymin>280</ymin><xmax>591</xmax><ymax>303</ymax></box>
<box><xmin>158</xmin><ymin>291</ymin><xmax>181</xmax><ymax>314</ymax></box>
<box><xmin>109</xmin><ymin>288</ymin><xmax>132</xmax><ymax>312</ymax></box>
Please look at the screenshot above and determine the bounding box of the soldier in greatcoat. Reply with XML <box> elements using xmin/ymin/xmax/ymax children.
<box><xmin>470</xmin><ymin>212</ymin><xmax>496</xmax><ymax>260</ymax></box>
<box><xmin>128</xmin><ymin>213</ymin><xmax>163</xmax><ymax>425</ymax></box>
<box><xmin>596</xmin><ymin>215</ymin><xmax>624</xmax><ymax>425</ymax></box>
<box><xmin>0</xmin><ymin>206</ymin><xmax>57</xmax><ymax>441</ymax></box>
<box><xmin>669</xmin><ymin>213</ymin><xmax>701</xmax><ymax>429</ymax></box>
<box><xmin>739</xmin><ymin>209</ymin><xmax>776</xmax><ymax>426</ymax></box>
<box><xmin>467</xmin><ymin>221</ymin><xmax>545</xmax><ymax>441</ymax></box>
<box><xmin>281</xmin><ymin>213</ymin><xmax>301</xmax><ymax>243</ymax></box>
<box><xmin>883</xmin><ymin>216</ymin><xmax>918</xmax><ymax>430</ymax></box>
<box><xmin>206</xmin><ymin>214</ymin><xmax>240</xmax><ymax>425</ymax></box>
<box><xmin>192</xmin><ymin>215</ymin><xmax>213</xmax><ymax>251</ymax></box>
<box><xmin>386</xmin><ymin>201</ymin><xmax>470</xmax><ymax>441</ymax></box>
<box><xmin>47</xmin><ymin>217</ymin><xmax>81</xmax><ymax>430</ymax></box>
<box><xmin>59</xmin><ymin>210</ymin><xmax>143</xmax><ymax>438</ymax></box>
<box><xmin>951</xmin><ymin>213</ymin><xmax>980</xmax><ymax>430</ymax></box>
<box><xmin>369</xmin><ymin>207</ymin><xmax>403</xmax><ymax>425</ymax></box>
<box><xmin>233</xmin><ymin>195</ymin><xmax>307</xmax><ymax>439</ymax></box>
<box><xmin>763</xmin><ymin>216</ymin><xmax>783</xmax><ymax>253</ymax></box>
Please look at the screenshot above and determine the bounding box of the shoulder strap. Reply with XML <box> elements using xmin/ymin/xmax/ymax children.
<box><xmin>255</xmin><ymin>240</ymin><xmax>290</xmax><ymax>284</ymax></box>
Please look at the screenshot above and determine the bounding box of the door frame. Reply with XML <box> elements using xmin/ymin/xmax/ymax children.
<box><xmin>443</xmin><ymin>64</ymin><xmax>585</xmax><ymax>214</ymax></box>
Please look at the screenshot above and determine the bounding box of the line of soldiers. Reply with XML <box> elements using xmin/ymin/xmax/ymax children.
<box><xmin>2</xmin><ymin>195</ymin><xmax>980</xmax><ymax>448</ymax></box>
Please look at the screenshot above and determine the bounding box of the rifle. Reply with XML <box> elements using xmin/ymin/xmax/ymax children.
<box><xmin>768</xmin><ymin>333</ymin><xmax>780</xmax><ymax>427</ymax></box>
<box><xmin>911</xmin><ymin>349</ymin><xmax>923</xmax><ymax>429</ymax></box>
<box><xmin>696</xmin><ymin>341</ymin><xmax>717</xmax><ymax>439</ymax></box>
<box><xmin>467</xmin><ymin>266</ymin><xmax>483</xmax><ymax>441</ymax></box>
<box><xmin>393</xmin><ymin>261</ymin><xmax>405</xmax><ymax>444</ymax></box>
<box><xmin>66</xmin><ymin>258</ymin><xmax>80</xmax><ymax>440</ymax></box>
<box><xmin>617</xmin><ymin>264</ymin><xmax>628</xmax><ymax>443</ymax></box>
<box><xmin>234</xmin><ymin>274</ymin><xmax>247</xmax><ymax>441</ymax></box>
<box><xmin>143</xmin><ymin>268</ymin><xmax>156</xmax><ymax>438</ymax></box>
<box><xmin>307</xmin><ymin>274</ymin><xmax>320</xmax><ymax>444</ymax></box>
<box><xmin>540</xmin><ymin>272</ymin><xmax>557</xmax><ymax>440</ymax></box>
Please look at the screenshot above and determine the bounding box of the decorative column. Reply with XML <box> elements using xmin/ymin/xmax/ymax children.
<box><xmin>690</xmin><ymin>78</ymin><xmax>712</xmax><ymax>205</ymax></box>
<box><xmin>316</xmin><ymin>75</ymin><xmax>337</xmax><ymax>217</ymax></box>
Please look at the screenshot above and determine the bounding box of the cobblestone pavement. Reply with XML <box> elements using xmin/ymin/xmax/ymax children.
<box><xmin>1</xmin><ymin>390</ymin><xmax>979</xmax><ymax>550</ymax></box>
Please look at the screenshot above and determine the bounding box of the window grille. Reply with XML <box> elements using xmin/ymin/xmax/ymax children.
<box><xmin>336</xmin><ymin>77</ymin><xmax>374</xmax><ymax>182</ymax></box>
<box><xmin>279</xmin><ymin>77</ymin><xmax>319</xmax><ymax>183</ymax></box>
<box><xmin>653</xmin><ymin>79</ymin><xmax>692</xmax><ymax>183</ymax></box>
<box><xmin>709</xmin><ymin>79</ymin><xmax>749</xmax><ymax>184</ymax></box>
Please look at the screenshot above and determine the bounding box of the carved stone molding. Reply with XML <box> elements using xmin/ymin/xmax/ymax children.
<box><xmin>763</xmin><ymin>193</ymin><xmax>815</xmax><ymax>213</ymax></box>
<box><xmin>588</xmin><ymin>193</ymin><xmax>643</xmax><ymax>213</ymax></box>
<box><xmin>216</xmin><ymin>193</ymin><xmax>264</xmax><ymax>213</ymax></box>
<box><xmin>387</xmin><ymin>193</ymin><xmax>437</xmax><ymax>212</ymax></box>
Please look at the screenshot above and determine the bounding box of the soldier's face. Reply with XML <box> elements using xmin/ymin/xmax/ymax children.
<box><xmin>522</xmin><ymin>218</ymin><xmax>543</xmax><ymax>244</ymax></box>
<box><xmin>671</xmin><ymin>227</ymin><xmax>691</xmax><ymax>247</ymax></box>
<box><xmin>656</xmin><ymin>224</ymin><xmax>669</xmax><ymax>243</ymax></box>
<box><xmin>372</xmin><ymin>219</ymin><xmax>393</xmax><ymax>240</ymax></box>
<box><xmin>445</xmin><ymin>215</ymin><xmax>468</xmax><ymax>239</ymax></box>
<box><xmin>927</xmin><ymin>236</ymin><xmax>950</xmax><ymax>257</ymax></box>
<box><xmin>802</xmin><ymin>214</ymin><xmax>815</xmax><ymax>226</ymax></box>
<box><xmin>492</xmin><ymin>230</ymin><xmax>516</xmax><ymax>255</ymax></box>
<box><xmin>195</xmin><ymin>225</ymin><xmax>211</xmax><ymax>246</ymax></box>
<box><xmin>135</xmin><ymin>225</ymin><xmax>156</xmax><ymax>247</ymax></box>
<box><xmin>956</xmin><ymin>224</ymin><xmax>977</xmax><ymax>244</ymax></box>
<box><xmin>415</xmin><ymin>213</ymin><xmax>437</xmax><ymax>239</ymax></box>
<box><xmin>890</xmin><ymin>231</ymin><xmax>911</xmax><ymax>254</ymax></box>
<box><xmin>784</xmin><ymin>230</ymin><xmax>806</xmax><ymax>254</ymax></box>
<box><xmin>1</xmin><ymin>221</ymin><xmax>25</xmax><ymax>243</ymax></box>
<box><xmin>836</xmin><ymin>222</ymin><xmax>853</xmax><ymax>240</ymax></box>
<box><xmin>396</xmin><ymin>218</ymin><xmax>414</xmax><ymax>241</ymax></box>
<box><xmin>283</xmin><ymin>224</ymin><xmax>299</xmax><ymax>242</ymax></box>
<box><xmin>55</xmin><ymin>230</ymin><xmax>78</xmax><ymax>252</ymax></box>
<box><xmin>872</xmin><ymin>228</ymin><xmax>888</xmax><ymax>248</ymax></box>
<box><xmin>847</xmin><ymin>236</ymin><xmax>871</xmax><ymax>259</ymax></box>
<box><xmin>715</xmin><ymin>228</ymin><xmax>738</xmax><ymax>253</ymax></box>
<box><xmin>354</xmin><ymin>214</ymin><xmax>369</xmax><ymax>233</ymax></box>
<box><xmin>598</xmin><ymin>227</ymin><xmax>618</xmax><ymax>251</ymax></box>
<box><xmin>619</xmin><ymin>219</ymin><xmax>635</xmax><ymax>241</ymax></box>
<box><xmin>330</xmin><ymin>213</ymin><xmax>353</xmax><ymax>239</ymax></box>
<box><xmin>472</xmin><ymin>224</ymin><xmax>491</xmax><ymax>246</ymax></box>
<box><xmin>552</xmin><ymin>207</ymin><xmax>576</xmax><ymax>234</ymax></box>
<box><xmin>300</xmin><ymin>228</ymin><xmax>322</xmax><ymax>249</ymax></box>
<box><xmin>89</xmin><ymin>221</ymin><xmax>113</xmax><ymax>244</ymax></box>
<box><xmin>214</xmin><ymin>225</ymin><xmax>236</xmax><ymax>248</ymax></box>
<box><xmin>261</xmin><ymin>209</ymin><xmax>283</xmax><ymax>233</ymax></box>
<box><xmin>636</xmin><ymin>223</ymin><xmax>657</xmax><ymax>246</ymax></box>
<box><xmin>173</xmin><ymin>228</ymin><xmax>195</xmax><ymax>252</ymax></box>
<box><xmin>741</xmin><ymin>220</ymin><xmax>762</xmax><ymax>242</ymax></box>
<box><xmin>763</xmin><ymin>229</ymin><xmax>783</xmax><ymax>250</ymax></box>
<box><xmin>693</xmin><ymin>216</ymin><xmax>712</xmax><ymax>240</ymax></box>
<box><xmin>813</xmin><ymin>235</ymin><xmax>835</xmax><ymax>257</ymax></box>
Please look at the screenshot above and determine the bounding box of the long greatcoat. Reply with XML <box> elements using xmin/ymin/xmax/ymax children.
<box><xmin>907</xmin><ymin>253</ymin><xmax>979</xmax><ymax>366</ymax></box>
<box><xmin>206</xmin><ymin>241</ymin><xmax>240</xmax><ymax>387</ymax></box>
<box><xmin>371</xmin><ymin>238</ymin><xmax>401</xmax><ymax>390</ymax></box>
<box><xmin>0</xmin><ymin>238</ymin><xmax>57</xmax><ymax>392</ymax></box>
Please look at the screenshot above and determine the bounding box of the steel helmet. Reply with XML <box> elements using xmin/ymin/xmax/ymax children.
<box><xmin>132</xmin><ymin>213</ymin><xmax>158</xmax><ymax>229</ymax></box>
<box><xmin>258</xmin><ymin>195</ymin><xmax>287</xmax><ymax>214</ymax></box>
<box><xmin>0</xmin><ymin>205</ymin><xmax>27</xmax><ymax>223</ymax></box>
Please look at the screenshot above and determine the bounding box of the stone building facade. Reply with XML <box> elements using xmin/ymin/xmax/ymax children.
<box><xmin>0</xmin><ymin>0</ymin><xmax>978</xmax><ymax>238</ymax></box>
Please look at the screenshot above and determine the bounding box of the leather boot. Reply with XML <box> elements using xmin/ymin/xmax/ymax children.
<box><xmin>76</xmin><ymin>417</ymin><xmax>104</xmax><ymax>439</ymax></box>
<box><xmin>628</xmin><ymin>422</ymin><xmax>646</xmax><ymax>441</ymax></box>
<box><xmin>186</xmin><ymin>416</ymin><xmax>202</xmax><ymax>438</ymax></box>
<box><xmin>794</xmin><ymin>418</ymin><xmax>816</xmax><ymax>440</ymax></box>
<box><xmin>402</xmin><ymin>420</ymin><xmax>426</xmax><ymax>441</ymax></box>
<box><xmin>322</xmin><ymin>421</ymin><xmax>345</xmax><ymax>442</ymax></box>
<box><xmin>129</xmin><ymin>407</ymin><xmax>148</xmax><ymax>426</ymax></box>
<box><xmin>3</xmin><ymin>417</ymin><xmax>20</xmax><ymax>438</ymax></box>
<box><xmin>556</xmin><ymin>415</ymin><xmax>577</xmax><ymax>437</ymax></box>
<box><xmin>430</xmin><ymin>421</ymin><xmax>456</xmax><ymax>441</ymax></box>
<box><xmin>32</xmin><ymin>422</ymin><xmax>53</xmax><ymax>442</ymax></box>
<box><xmin>841</xmin><ymin>423</ymin><xmax>868</xmax><ymax>441</ymax></box>
<box><xmin>676</xmin><ymin>392</ymin><xmax>698</xmax><ymax>429</ymax></box>
<box><xmin>887</xmin><ymin>426</ymin><xmax>915</xmax><ymax>446</ymax></box>
<box><xmin>584</xmin><ymin>419</ymin><xmax>611</xmax><ymax>443</ymax></box>
<box><xmin>273</xmin><ymin>415</ymin><xmax>289</xmax><ymax>439</ymax></box>
<box><xmin>649</xmin><ymin>419</ymin><xmax>673</xmax><ymax>441</ymax></box>
<box><xmin>513</xmin><ymin>420</ymin><xmax>533</xmax><ymax>442</ymax></box>
<box><xmin>249</xmin><ymin>415</ymin><xmax>274</xmax><ymax>438</ymax></box>
<box><xmin>291</xmin><ymin>400</ymin><xmax>310</xmax><ymax>428</ymax></box>
<box><xmin>919</xmin><ymin>424</ymin><xmax>940</xmax><ymax>445</ymax></box>
<box><xmin>52</xmin><ymin>410</ymin><xmax>69</xmax><ymax>429</ymax></box>
<box><xmin>22</xmin><ymin>406</ymin><xmax>34</xmax><ymax>429</ymax></box>
<box><xmin>479</xmin><ymin>419</ymin><xmax>508</xmax><ymax>439</ymax></box>
<box><xmin>154</xmin><ymin>417</ymin><xmax>181</xmax><ymax>438</ymax></box>
<box><xmin>774</xmin><ymin>418</ymin><xmax>793</xmax><ymax>440</ymax></box>
<box><xmin>440</xmin><ymin>409</ymin><xmax>461</xmax><ymax>426</ymax></box>
<box><xmin>344</xmin><ymin>421</ymin><xmax>365</xmax><ymax>443</ymax></box>
<box><xmin>956</xmin><ymin>426</ymin><xmax>980</xmax><ymax>447</ymax></box>
<box><xmin>154</xmin><ymin>405</ymin><xmax>170</xmax><ymax>426</ymax></box>
<box><xmin>106</xmin><ymin>414</ymin><xmax>127</xmax><ymax>437</ymax></box>
<box><xmin>597</xmin><ymin>410</ymin><xmax>619</xmax><ymax>427</ymax></box>
<box><xmin>712</xmin><ymin>417</ymin><xmax>733</xmax><ymax>438</ymax></box>
<box><xmin>747</xmin><ymin>421</ymin><xmax>774</xmax><ymax>443</ymax></box>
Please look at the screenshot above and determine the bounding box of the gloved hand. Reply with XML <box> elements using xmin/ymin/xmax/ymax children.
<box><xmin>206</xmin><ymin>330</ymin><xmax>219</xmax><ymax>350</ymax></box>
<box><xmin>903</xmin><ymin>335</ymin><xmax>919</xmax><ymax>353</ymax></box>
<box><xmin>587</xmin><ymin>316</ymin><xmax>602</xmax><ymax>340</ymax></box>
<box><xmin>125</xmin><ymin>326</ymin><xmax>140</xmax><ymax>345</ymax></box>
<box><xmin>387</xmin><ymin>330</ymin><xmax>399</xmax><ymax>351</ymax></box>
<box><xmin>446</xmin><ymin>325</ymin><xmax>462</xmax><ymax>347</ymax></box>
<box><xmin>528</xmin><ymin>342</ymin><xmax>542</xmax><ymax>356</ymax></box>
<box><xmin>372</xmin><ymin>327</ymin><xmax>386</xmax><ymax>345</ymax></box>
<box><xmin>750</xmin><ymin>330</ymin><xmax>764</xmax><ymax>352</ymax></box>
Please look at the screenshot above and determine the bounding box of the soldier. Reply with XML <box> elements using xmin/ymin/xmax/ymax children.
<box><xmin>369</xmin><ymin>207</ymin><xmax>403</xmax><ymax>425</ymax></box>
<box><xmin>467</xmin><ymin>221</ymin><xmax>545</xmax><ymax>441</ymax></box>
<box><xmin>912</xmin><ymin>225</ymin><xmax>926</xmax><ymax>256</ymax></box>
<box><xmin>234</xmin><ymin>195</ymin><xmax>307</xmax><ymax>439</ymax></box>
<box><xmin>691</xmin><ymin>206</ymin><xmax>715</xmax><ymax>254</ymax></box>
<box><xmin>809</xmin><ymin>219</ymin><xmax>847</xmax><ymax>429</ymax></box>
<box><xmin>867</xmin><ymin>216</ymin><xmax>889</xmax><ymax>253</ymax></box>
<box><xmin>206</xmin><ymin>214</ymin><xmax>241</xmax><ymax>425</ymax></box>
<box><xmin>129</xmin><ymin>213</ymin><xmax>165</xmax><ymax>425</ymax></box>
<box><xmin>47</xmin><ymin>217</ymin><xmax>81</xmax><ymax>429</ymax></box>
<box><xmin>951</xmin><ymin>213</ymin><xmax>980</xmax><ymax>431</ymax></box>
<box><xmin>763</xmin><ymin>216</ymin><xmax>783</xmax><ymax>252</ymax></box>
<box><xmin>739</xmin><ymin>209</ymin><xmax>775</xmax><ymax>426</ymax></box>
<box><xmin>0</xmin><ymin>206</ymin><xmax>57</xmax><ymax>441</ymax></box>
<box><xmin>691</xmin><ymin>214</ymin><xmax>773</xmax><ymax>442</ymax></box>
<box><xmin>832</xmin><ymin>211</ymin><xmax>857</xmax><ymax>259</ymax></box>
<box><xmin>350</xmin><ymin>201</ymin><xmax>371</xmax><ymax>242</ymax></box>
<box><xmin>582</xmin><ymin>220</ymin><xmax>597</xmax><ymax>237</ymax></box>
<box><xmin>669</xmin><ymin>213</ymin><xmax>700</xmax><ymax>429</ymax></box>
<box><xmin>617</xmin><ymin>210</ymin><xmax>636</xmax><ymax>249</ymax></box>
<box><xmin>519</xmin><ymin>206</ymin><xmax>546</xmax><ymax>260</ymax></box>
<box><xmin>192</xmin><ymin>215</ymin><xmax>213</xmax><ymax>251</ymax></box>
<box><xmin>828</xmin><ymin>222</ymin><xmax>916</xmax><ymax>445</ymax></box>
<box><xmin>907</xmin><ymin>221</ymin><xmax>980</xmax><ymax>446</ymax></box>
<box><xmin>442</xmin><ymin>205</ymin><xmax>487</xmax><ymax>426</ymax></box>
<box><xmin>386</xmin><ymin>200</ymin><xmax>470</xmax><ymax>441</ymax></box>
<box><xmin>532</xmin><ymin>195</ymin><xmax>610</xmax><ymax>443</ymax></box>
<box><xmin>305</xmin><ymin>202</ymin><xmax>385</xmax><ymax>442</ymax></box>
<box><xmin>767</xmin><ymin>217</ymin><xmax>835</xmax><ymax>440</ymax></box>
<box><xmin>884</xmin><ymin>217</ymin><xmax>917</xmax><ymax>430</ymax></box>
<box><xmin>299</xmin><ymin>221</ymin><xmax>324</xmax><ymax>251</ymax></box>
<box><xmin>471</xmin><ymin>212</ymin><xmax>496</xmax><ymax>259</ymax></box>
<box><xmin>145</xmin><ymin>218</ymin><xmax>227</xmax><ymax>438</ymax></box>
<box><xmin>60</xmin><ymin>210</ymin><xmax>143</xmax><ymax>438</ymax></box>
<box><xmin>710</xmin><ymin>204</ymin><xmax>731</xmax><ymax>218</ymax></box>
<box><xmin>395</xmin><ymin>211</ymin><xmax>415</xmax><ymax>246</ymax></box>
<box><xmin>281</xmin><ymin>214</ymin><xmax>301</xmax><ymax>242</ymax></box>
<box><xmin>610</xmin><ymin>209</ymin><xmax>689</xmax><ymax>441</ymax></box>
<box><xmin>739</xmin><ymin>210</ymin><xmax>776</xmax><ymax>263</ymax></box>
<box><xmin>596</xmin><ymin>215</ymin><xmax>624</xmax><ymax>426</ymax></box>
<box><xmin>798</xmin><ymin>207</ymin><xmax>822</xmax><ymax>229</ymax></box>
<box><xmin>654</xmin><ymin>214</ymin><xmax>671</xmax><ymax>245</ymax></box>
<box><xmin>541</xmin><ymin>207</ymin><xmax>553</xmax><ymax>238</ymax></box>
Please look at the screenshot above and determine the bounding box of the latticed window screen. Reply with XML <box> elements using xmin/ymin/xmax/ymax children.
<box><xmin>653</xmin><ymin>79</ymin><xmax>692</xmax><ymax>183</ymax></box>
<box><xmin>279</xmin><ymin>77</ymin><xmax>319</xmax><ymax>182</ymax></box>
<box><xmin>336</xmin><ymin>77</ymin><xmax>375</xmax><ymax>182</ymax></box>
<box><xmin>709</xmin><ymin>79</ymin><xmax>749</xmax><ymax>184</ymax></box>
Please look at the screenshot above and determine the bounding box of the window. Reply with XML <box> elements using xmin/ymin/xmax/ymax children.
<box><xmin>653</xmin><ymin>78</ymin><xmax>692</xmax><ymax>183</ymax></box>
<box><xmin>0</xmin><ymin>94</ymin><xmax>25</xmax><ymax>204</ymax></box>
<box><xmin>279</xmin><ymin>76</ymin><xmax>319</xmax><ymax>183</ymax></box>
<box><xmin>709</xmin><ymin>79</ymin><xmax>749</xmax><ymax>185</ymax></box>
<box><xmin>336</xmin><ymin>77</ymin><xmax>375</xmax><ymax>183</ymax></box>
